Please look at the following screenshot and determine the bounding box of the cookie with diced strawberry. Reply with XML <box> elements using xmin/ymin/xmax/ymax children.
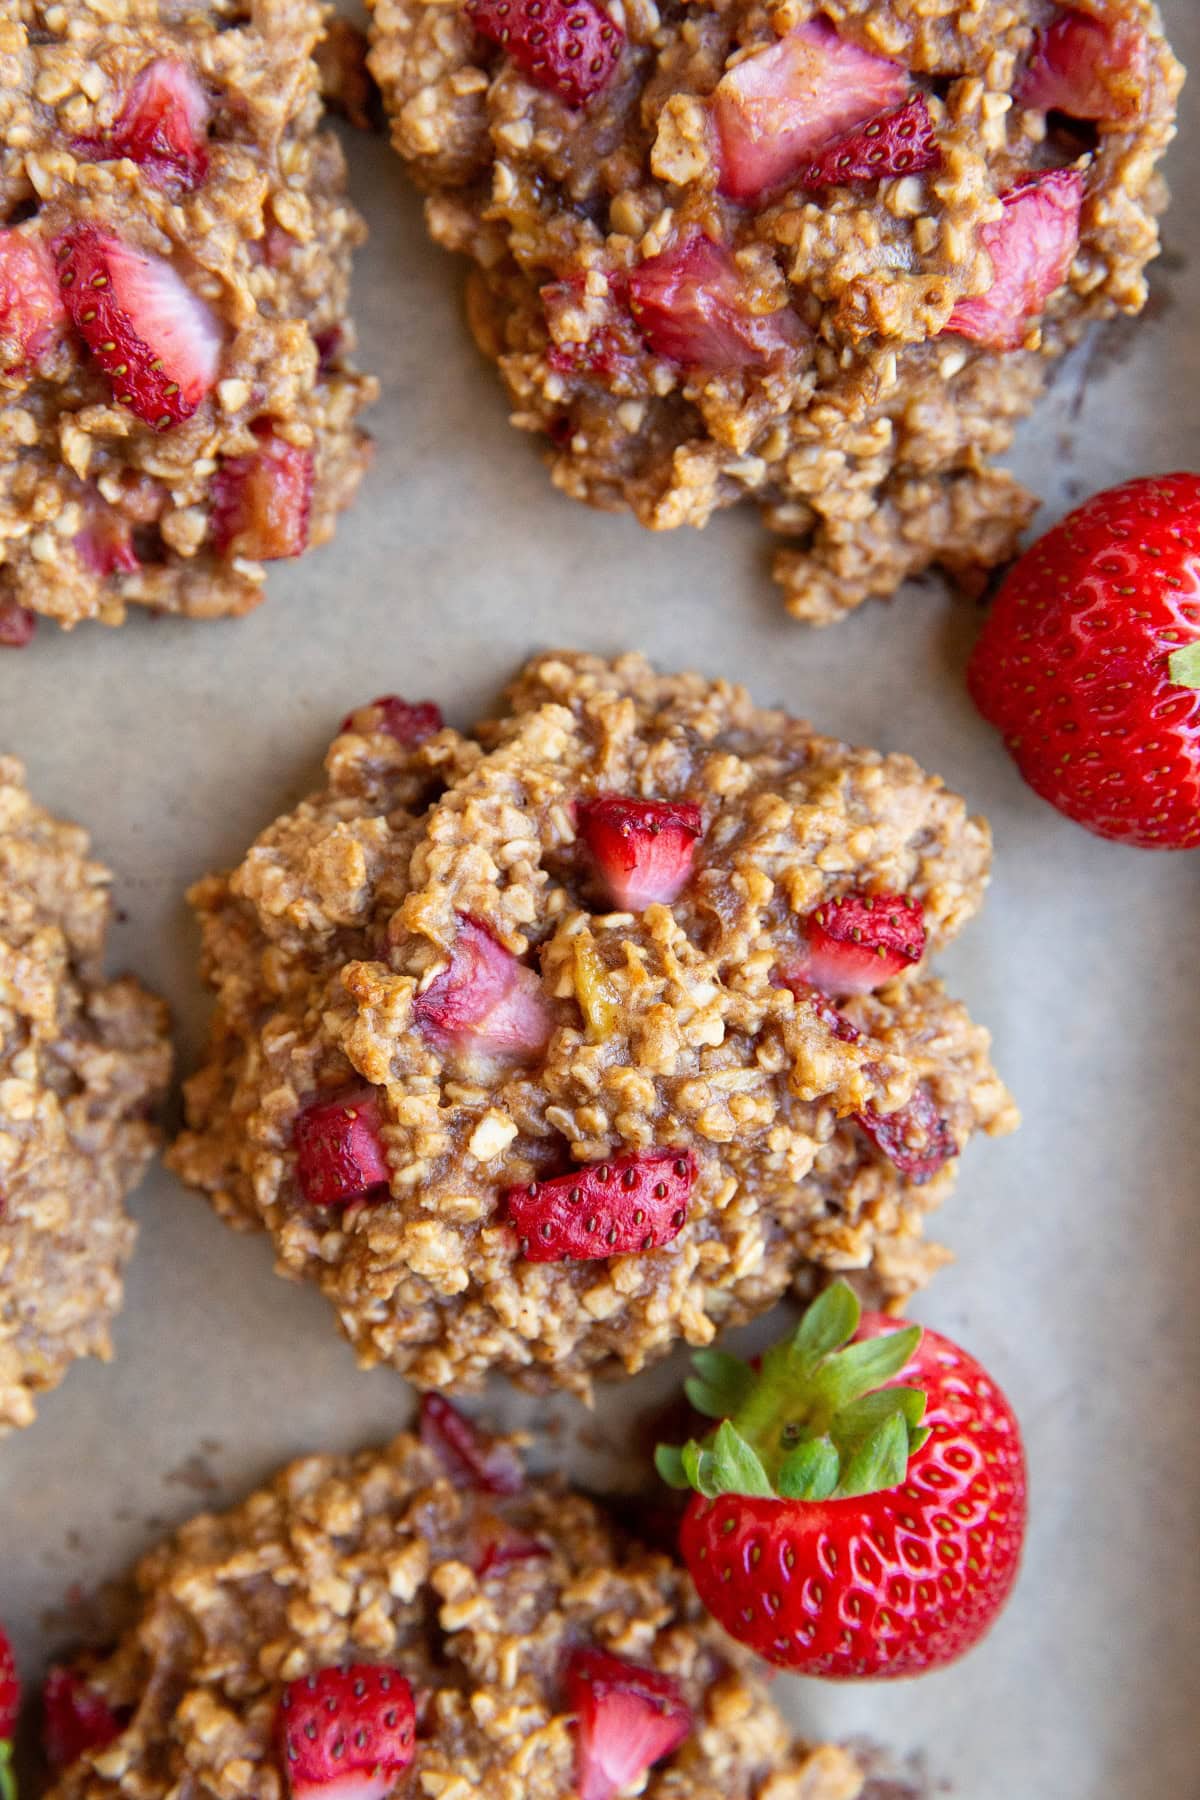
<box><xmin>0</xmin><ymin>0</ymin><xmax>375</xmax><ymax>636</ymax></box>
<box><xmin>39</xmin><ymin>1426</ymin><xmax>872</xmax><ymax>1800</ymax></box>
<box><xmin>368</xmin><ymin>0</ymin><xmax>1181</xmax><ymax>626</ymax></box>
<box><xmin>170</xmin><ymin>651</ymin><xmax>1015</xmax><ymax>1397</ymax></box>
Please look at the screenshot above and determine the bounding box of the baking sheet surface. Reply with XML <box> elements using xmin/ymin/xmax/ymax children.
<box><xmin>2</xmin><ymin>6</ymin><xmax>1199</xmax><ymax>1793</ymax></box>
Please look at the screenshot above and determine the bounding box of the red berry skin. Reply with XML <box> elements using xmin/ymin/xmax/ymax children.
<box><xmin>341</xmin><ymin>697</ymin><xmax>444</xmax><ymax>743</ymax></box>
<box><xmin>792</xmin><ymin>891</ymin><xmax>926</xmax><ymax>996</ymax></box>
<box><xmin>42</xmin><ymin>1667</ymin><xmax>123</xmax><ymax>1772</ymax></box>
<box><xmin>968</xmin><ymin>472</ymin><xmax>1200</xmax><ymax>850</ymax></box>
<box><xmin>506</xmin><ymin>1148</ymin><xmax>697</xmax><ymax>1262</ymax></box>
<box><xmin>0</xmin><ymin>229</ymin><xmax>66</xmax><ymax>373</ymax></box>
<box><xmin>465</xmin><ymin>0</ymin><xmax>624</xmax><ymax>108</ymax></box>
<box><xmin>679</xmin><ymin>1316</ymin><xmax>1027</xmax><ymax>1679</ymax></box>
<box><xmin>945</xmin><ymin>168</ymin><xmax>1084</xmax><ymax>352</ymax></box>
<box><xmin>275</xmin><ymin>1664</ymin><xmax>415</xmax><ymax>1799</ymax></box>
<box><xmin>0</xmin><ymin>600</ymin><xmax>36</xmax><ymax>648</ymax></box>
<box><xmin>210</xmin><ymin>433</ymin><xmax>313</xmax><ymax>561</ymax></box>
<box><xmin>75</xmin><ymin>57</ymin><xmax>211</xmax><ymax>194</ymax></box>
<box><xmin>576</xmin><ymin>794</ymin><xmax>704</xmax><ymax>910</ymax></box>
<box><xmin>799</xmin><ymin>95</ymin><xmax>940</xmax><ymax>188</ymax></box>
<box><xmin>418</xmin><ymin>1393</ymin><xmax>525</xmax><ymax>1494</ymax></box>
<box><xmin>565</xmin><ymin>1649</ymin><xmax>692</xmax><ymax>1800</ymax></box>
<box><xmin>627</xmin><ymin>235</ymin><xmax>805</xmax><ymax>374</ymax></box>
<box><xmin>856</xmin><ymin>1086</ymin><xmax>957</xmax><ymax>1185</ymax></box>
<box><xmin>1017</xmin><ymin>10</ymin><xmax>1148</xmax><ymax>123</ymax></box>
<box><xmin>293</xmin><ymin>1087</ymin><xmax>390</xmax><ymax>1208</ymax></box>
<box><xmin>0</xmin><ymin>1627</ymin><xmax>18</xmax><ymax>1741</ymax></box>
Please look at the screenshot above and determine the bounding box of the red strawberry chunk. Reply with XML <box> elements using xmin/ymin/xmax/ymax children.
<box><xmin>713</xmin><ymin>17</ymin><xmax>908</xmax><ymax>202</ymax></box>
<box><xmin>474</xmin><ymin>1522</ymin><xmax>551</xmax><ymax>1576</ymax></box>
<box><xmin>293</xmin><ymin>1087</ymin><xmax>390</xmax><ymax>1209</ymax></box>
<box><xmin>628</xmin><ymin>234</ymin><xmax>804</xmax><ymax>373</ymax></box>
<box><xmin>419</xmin><ymin>1393</ymin><xmax>525</xmax><ymax>1494</ymax></box>
<box><xmin>55</xmin><ymin>226</ymin><xmax>222</xmax><ymax>429</ymax></box>
<box><xmin>945</xmin><ymin>168</ymin><xmax>1084</xmax><ymax>351</ymax></box>
<box><xmin>0</xmin><ymin>230</ymin><xmax>66</xmax><ymax>373</ymax></box>
<box><xmin>0</xmin><ymin>1626</ymin><xmax>18</xmax><ymax>1741</ymax></box>
<box><xmin>340</xmin><ymin>696</ymin><xmax>444</xmax><ymax>743</ymax></box>
<box><xmin>210</xmin><ymin>432</ymin><xmax>313</xmax><ymax>561</ymax></box>
<box><xmin>1017</xmin><ymin>10</ymin><xmax>1148</xmax><ymax>123</ymax></box>
<box><xmin>566</xmin><ymin>1649</ymin><xmax>692</xmax><ymax>1800</ymax></box>
<box><xmin>0</xmin><ymin>600</ymin><xmax>35</xmax><ymax>647</ymax></box>
<box><xmin>75</xmin><ymin>57</ymin><xmax>211</xmax><ymax>193</ymax></box>
<box><xmin>75</xmin><ymin>510</ymin><xmax>140</xmax><ymax>578</ymax></box>
<box><xmin>413</xmin><ymin>914</ymin><xmax>553</xmax><ymax>1061</ymax></box>
<box><xmin>42</xmin><ymin>1667</ymin><xmax>124</xmax><ymax>1773</ymax></box>
<box><xmin>506</xmin><ymin>1148</ymin><xmax>697</xmax><ymax>1262</ymax></box>
<box><xmin>275</xmin><ymin>1665</ymin><xmax>415</xmax><ymax>1800</ymax></box>
<box><xmin>542</xmin><ymin>273</ymin><xmax>642</xmax><ymax>380</ymax></box>
<box><xmin>799</xmin><ymin>93</ymin><xmax>940</xmax><ymax>188</ymax></box>
<box><xmin>465</xmin><ymin>0</ymin><xmax>624</xmax><ymax>108</ymax></box>
<box><xmin>788</xmin><ymin>891</ymin><xmax>926</xmax><ymax>996</ymax></box>
<box><xmin>857</xmin><ymin>1085</ymin><xmax>956</xmax><ymax>1184</ymax></box>
<box><xmin>576</xmin><ymin>793</ymin><xmax>703</xmax><ymax>909</ymax></box>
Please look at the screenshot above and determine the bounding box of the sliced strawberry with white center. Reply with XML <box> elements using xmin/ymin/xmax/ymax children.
<box><xmin>506</xmin><ymin>1148</ymin><xmax>697</xmax><ymax>1262</ymax></box>
<box><xmin>340</xmin><ymin>696</ymin><xmax>444</xmax><ymax>743</ymax></box>
<box><xmin>75</xmin><ymin>57</ymin><xmax>212</xmax><ymax>193</ymax></box>
<box><xmin>945</xmin><ymin>168</ymin><xmax>1085</xmax><ymax>351</ymax></box>
<box><xmin>787</xmin><ymin>891</ymin><xmax>926</xmax><ymax>996</ymax></box>
<box><xmin>275</xmin><ymin>1665</ymin><xmax>415</xmax><ymax>1800</ymax></box>
<box><xmin>293</xmin><ymin>1086</ymin><xmax>390</xmax><ymax>1208</ymax></box>
<box><xmin>0</xmin><ymin>230</ymin><xmax>66</xmax><ymax>373</ymax></box>
<box><xmin>210</xmin><ymin>431</ymin><xmax>313</xmax><ymax>560</ymax></box>
<box><xmin>856</xmin><ymin>1085</ymin><xmax>957</xmax><ymax>1185</ymax></box>
<box><xmin>628</xmin><ymin>234</ymin><xmax>804</xmax><ymax>373</ymax></box>
<box><xmin>576</xmin><ymin>793</ymin><xmax>703</xmax><ymax>909</ymax></box>
<box><xmin>75</xmin><ymin>508</ymin><xmax>140</xmax><ymax>577</ymax></box>
<box><xmin>55</xmin><ymin>226</ymin><xmax>222</xmax><ymax>429</ymax></box>
<box><xmin>413</xmin><ymin>914</ymin><xmax>553</xmax><ymax>1061</ymax></box>
<box><xmin>418</xmin><ymin>1393</ymin><xmax>525</xmax><ymax>1494</ymax></box>
<box><xmin>42</xmin><ymin>1667</ymin><xmax>124</xmax><ymax>1773</ymax></box>
<box><xmin>1017</xmin><ymin>9</ymin><xmax>1148</xmax><ymax>123</ymax></box>
<box><xmin>713</xmin><ymin>17</ymin><xmax>908</xmax><ymax>202</ymax></box>
<box><xmin>799</xmin><ymin>93</ymin><xmax>940</xmax><ymax>187</ymax></box>
<box><xmin>0</xmin><ymin>600</ymin><xmax>35</xmax><ymax>647</ymax></box>
<box><xmin>566</xmin><ymin>1649</ymin><xmax>692</xmax><ymax>1800</ymax></box>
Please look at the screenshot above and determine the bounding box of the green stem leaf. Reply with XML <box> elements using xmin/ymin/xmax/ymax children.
<box><xmin>0</xmin><ymin>1738</ymin><xmax>16</xmax><ymax>1800</ymax></box>
<box><xmin>1169</xmin><ymin>642</ymin><xmax>1200</xmax><ymax>689</ymax></box>
<box><xmin>777</xmin><ymin>1436</ymin><xmax>840</xmax><ymax>1501</ymax></box>
<box><xmin>710</xmin><ymin>1422</ymin><xmax>774</xmax><ymax>1498</ymax></box>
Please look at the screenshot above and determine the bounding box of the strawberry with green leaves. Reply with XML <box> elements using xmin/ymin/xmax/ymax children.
<box><xmin>658</xmin><ymin>1281</ymin><xmax>1026</xmax><ymax>1679</ymax></box>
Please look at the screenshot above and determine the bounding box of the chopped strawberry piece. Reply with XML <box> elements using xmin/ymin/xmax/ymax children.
<box><xmin>565</xmin><ymin>1649</ymin><xmax>692</xmax><ymax>1800</ymax></box>
<box><xmin>857</xmin><ymin>1085</ymin><xmax>957</xmax><ymax>1184</ymax></box>
<box><xmin>313</xmin><ymin>325</ymin><xmax>343</xmax><ymax>369</ymax></box>
<box><xmin>475</xmin><ymin>1522</ymin><xmax>551</xmax><ymax>1576</ymax></box>
<box><xmin>413</xmin><ymin>914</ymin><xmax>553</xmax><ymax>1061</ymax></box>
<box><xmin>0</xmin><ymin>600</ymin><xmax>35</xmax><ymax>647</ymax></box>
<box><xmin>506</xmin><ymin>1148</ymin><xmax>697</xmax><ymax>1262</ymax></box>
<box><xmin>1017</xmin><ymin>10</ymin><xmax>1148</xmax><ymax>123</ymax></box>
<box><xmin>210</xmin><ymin>432</ymin><xmax>313</xmax><ymax>561</ymax></box>
<box><xmin>0</xmin><ymin>1626</ymin><xmax>18</xmax><ymax>1741</ymax></box>
<box><xmin>945</xmin><ymin>168</ymin><xmax>1084</xmax><ymax>351</ymax></box>
<box><xmin>340</xmin><ymin>696</ymin><xmax>444</xmax><ymax>743</ymax></box>
<box><xmin>713</xmin><ymin>17</ymin><xmax>908</xmax><ymax>202</ymax></box>
<box><xmin>419</xmin><ymin>1394</ymin><xmax>525</xmax><ymax>1494</ymax></box>
<box><xmin>75</xmin><ymin>510</ymin><xmax>140</xmax><ymax>577</ymax></box>
<box><xmin>576</xmin><ymin>793</ymin><xmax>703</xmax><ymax>910</ymax></box>
<box><xmin>786</xmin><ymin>892</ymin><xmax>926</xmax><ymax>995</ymax></box>
<box><xmin>628</xmin><ymin>234</ymin><xmax>804</xmax><ymax>373</ymax></box>
<box><xmin>0</xmin><ymin>230</ymin><xmax>66</xmax><ymax>372</ymax></box>
<box><xmin>275</xmin><ymin>1665</ymin><xmax>415</xmax><ymax>1800</ymax></box>
<box><xmin>42</xmin><ymin>1667</ymin><xmax>124</xmax><ymax>1773</ymax></box>
<box><xmin>293</xmin><ymin>1086</ymin><xmax>390</xmax><ymax>1209</ymax></box>
<box><xmin>55</xmin><ymin>226</ymin><xmax>222</xmax><ymax>429</ymax></box>
<box><xmin>542</xmin><ymin>273</ymin><xmax>642</xmax><ymax>380</ymax></box>
<box><xmin>75</xmin><ymin>57</ymin><xmax>211</xmax><ymax>193</ymax></box>
<box><xmin>465</xmin><ymin>0</ymin><xmax>624</xmax><ymax>108</ymax></box>
<box><xmin>799</xmin><ymin>93</ymin><xmax>940</xmax><ymax>187</ymax></box>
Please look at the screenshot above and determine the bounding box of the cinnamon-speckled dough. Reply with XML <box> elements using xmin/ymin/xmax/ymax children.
<box><xmin>0</xmin><ymin>759</ymin><xmax>170</xmax><ymax>1433</ymax></box>
<box><xmin>170</xmin><ymin>652</ymin><xmax>1016</xmax><ymax>1395</ymax></box>
<box><xmin>43</xmin><ymin>1429</ymin><xmax>871</xmax><ymax>1800</ymax></box>
<box><xmin>367</xmin><ymin>0</ymin><xmax>1181</xmax><ymax>624</ymax></box>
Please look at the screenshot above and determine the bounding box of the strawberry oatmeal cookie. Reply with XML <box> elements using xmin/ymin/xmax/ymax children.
<box><xmin>169</xmin><ymin>652</ymin><xmax>1016</xmax><ymax>1395</ymax></box>
<box><xmin>0</xmin><ymin>759</ymin><xmax>170</xmax><ymax>1434</ymax></box>
<box><xmin>40</xmin><ymin>1411</ymin><xmax>873</xmax><ymax>1799</ymax></box>
<box><xmin>0</xmin><ymin>0</ymin><xmax>377</xmax><ymax>640</ymax></box>
<box><xmin>366</xmin><ymin>0</ymin><xmax>1182</xmax><ymax>625</ymax></box>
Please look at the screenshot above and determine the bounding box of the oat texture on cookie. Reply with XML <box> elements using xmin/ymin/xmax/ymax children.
<box><xmin>41</xmin><ymin>1425</ymin><xmax>869</xmax><ymax>1799</ymax></box>
<box><xmin>170</xmin><ymin>652</ymin><xmax>1017</xmax><ymax>1395</ymax></box>
<box><xmin>0</xmin><ymin>0</ymin><xmax>377</xmax><ymax>637</ymax></box>
<box><xmin>366</xmin><ymin>0</ymin><xmax>1182</xmax><ymax>624</ymax></box>
<box><xmin>0</xmin><ymin>758</ymin><xmax>171</xmax><ymax>1434</ymax></box>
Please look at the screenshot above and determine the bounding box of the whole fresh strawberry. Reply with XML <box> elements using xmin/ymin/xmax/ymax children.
<box><xmin>275</xmin><ymin>1664</ymin><xmax>415</xmax><ymax>1799</ymax></box>
<box><xmin>0</xmin><ymin>1622</ymin><xmax>18</xmax><ymax>1800</ymax></box>
<box><xmin>657</xmin><ymin>1281</ymin><xmax>1026</xmax><ymax>1679</ymax></box>
<box><xmin>969</xmin><ymin>473</ymin><xmax>1200</xmax><ymax>849</ymax></box>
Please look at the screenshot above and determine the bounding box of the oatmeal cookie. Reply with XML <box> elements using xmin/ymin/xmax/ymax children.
<box><xmin>41</xmin><ymin>1419</ymin><xmax>868</xmax><ymax>1799</ymax></box>
<box><xmin>366</xmin><ymin>0</ymin><xmax>1182</xmax><ymax>624</ymax></box>
<box><xmin>169</xmin><ymin>652</ymin><xmax>1016</xmax><ymax>1395</ymax></box>
<box><xmin>0</xmin><ymin>0</ymin><xmax>378</xmax><ymax>638</ymax></box>
<box><xmin>0</xmin><ymin>759</ymin><xmax>170</xmax><ymax>1434</ymax></box>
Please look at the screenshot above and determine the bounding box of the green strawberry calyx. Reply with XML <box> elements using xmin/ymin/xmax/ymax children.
<box><xmin>0</xmin><ymin>1737</ymin><xmax>16</xmax><ymax>1800</ymax></box>
<box><xmin>655</xmin><ymin>1281</ymin><xmax>928</xmax><ymax>1504</ymax></box>
<box><xmin>1168</xmin><ymin>643</ymin><xmax>1200</xmax><ymax>689</ymax></box>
